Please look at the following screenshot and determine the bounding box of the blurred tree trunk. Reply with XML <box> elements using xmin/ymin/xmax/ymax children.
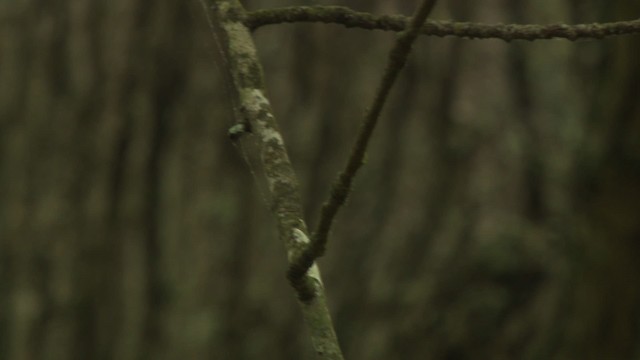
<box><xmin>0</xmin><ymin>0</ymin><xmax>252</xmax><ymax>359</ymax></box>
<box><xmin>561</xmin><ymin>1</ymin><xmax>640</xmax><ymax>357</ymax></box>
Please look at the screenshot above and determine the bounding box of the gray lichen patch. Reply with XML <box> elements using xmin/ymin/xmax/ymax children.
<box><xmin>239</xmin><ymin>88</ymin><xmax>271</xmax><ymax>114</ymax></box>
<box><xmin>307</xmin><ymin>263</ymin><xmax>324</xmax><ymax>287</ymax></box>
<box><xmin>239</xmin><ymin>90</ymin><xmax>282</xmax><ymax>146</ymax></box>
<box><xmin>224</xmin><ymin>21</ymin><xmax>263</xmax><ymax>88</ymax></box>
<box><xmin>265</xmin><ymin>173</ymin><xmax>292</xmax><ymax>197</ymax></box>
<box><xmin>287</xmin><ymin>229</ymin><xmax>323</xmax><ymax>287</ymax></box>
<box><xmin>215</xmin><ymin>1</ymin><xmax>245</xmax><ymax>22</ymax></box>
<box><xmin>235</xmin><ymin>54</ymin><xmax>264</xmax><ymax>89</ymax></box>
<box><xmin>260</xmin><ymin>127</ymin><xmax>284</xmax><ymax>146</ymax></box>
<box><xmin>292</xmin><ymin>228</ymin><xmax>310</xmax><ymax>244</ymax></box>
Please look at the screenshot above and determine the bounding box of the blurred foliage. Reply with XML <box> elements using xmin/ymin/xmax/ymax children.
<box><xmin>1</xmin><ymin>0</ymin><xmax>639</xmax><ymax>359</ymax></box>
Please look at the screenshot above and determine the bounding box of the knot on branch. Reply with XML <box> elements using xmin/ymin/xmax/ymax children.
<box><xmin>287</xmin><ymin>229</ymin><xmax>323</xmax><ymax>303</ymax></box>
<box><xmin>287</xmin><ymin>258</ymin><xmax>317</xmax><ymax>303</ymax></box>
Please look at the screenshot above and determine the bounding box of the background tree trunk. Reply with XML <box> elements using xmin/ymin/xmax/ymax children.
<box><xmin>1</xmin><ymin>0</ymin><xmax>638</xmax><ymax>359</ymax></box>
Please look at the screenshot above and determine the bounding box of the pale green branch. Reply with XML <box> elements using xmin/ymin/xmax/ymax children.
<box><xmin>200</xmin><ymin>1</ymin><xmax>343</xmax><ymax>359</ymax></box>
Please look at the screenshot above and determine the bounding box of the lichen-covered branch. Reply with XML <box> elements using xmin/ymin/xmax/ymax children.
<box><xmin>199</xmin><ymin>1</ymin><xmax>343</xmax><ymax>359</ymax></box>
<box><xmin>288</xmin><ymin>0</ymin><xmax>438</xmax><ymax>285</ymax></box>
<box><xmin>245</xmin><ymin>5</ymin><xmax>640</xmax><ymax>41</ymax></box>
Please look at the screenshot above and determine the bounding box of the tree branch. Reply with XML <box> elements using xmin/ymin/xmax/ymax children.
<box><xmin>288</xmin><ymin>0</ymin><xmax>438</xmax><ymax>285</ymax></box>
<box><xmin>200</xmin><ymin>1</ymin><xmax>343</xmax><ymax>359</ymax></box>
<box><xmin>245</xmin><ymin>5</ymin><xmax>640</xmax><ymax>41</ymax></box>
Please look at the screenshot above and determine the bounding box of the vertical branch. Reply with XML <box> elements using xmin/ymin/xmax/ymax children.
<box><xmin>288</xmin><ymin>0</ymin><xmax>439</xmax><ymax>286</ymax></box>
<box><xmin>199</xmin><ymin>0</ymin><xmax>344</xmax><ymax>359</ymax></box>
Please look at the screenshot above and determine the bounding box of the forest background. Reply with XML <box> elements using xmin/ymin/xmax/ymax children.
<box><xmin>1</xmin><ymin>0</ymin><xmax>639</xmax><ymax>359</ymax></box>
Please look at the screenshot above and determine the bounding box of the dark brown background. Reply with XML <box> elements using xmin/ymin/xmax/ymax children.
<box><xmin>1</xmin><ymin>0</ymin><xmax>639</xmax><ymax>359</ymax></box>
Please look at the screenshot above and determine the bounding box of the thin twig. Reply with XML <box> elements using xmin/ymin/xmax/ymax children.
<box><xmin>245</xmin><ymin>5</ymin><xmax>640</xmax><ymax>41</ymax></box>
<box><xmin>288</xmin><ymin>0</ymin><xmax>439</xmax><ymax>285</ymax></box>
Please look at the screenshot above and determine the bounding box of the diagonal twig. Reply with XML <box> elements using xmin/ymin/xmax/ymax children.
<box><xmin>245</xmin><ymin>5</ymin><xmax>640</xmax><ymax>42</ymax></box>
<box><xmin>288</xmin><ymin>0</ymin><xmax>439</xmax><ymax>288</ymax></box>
